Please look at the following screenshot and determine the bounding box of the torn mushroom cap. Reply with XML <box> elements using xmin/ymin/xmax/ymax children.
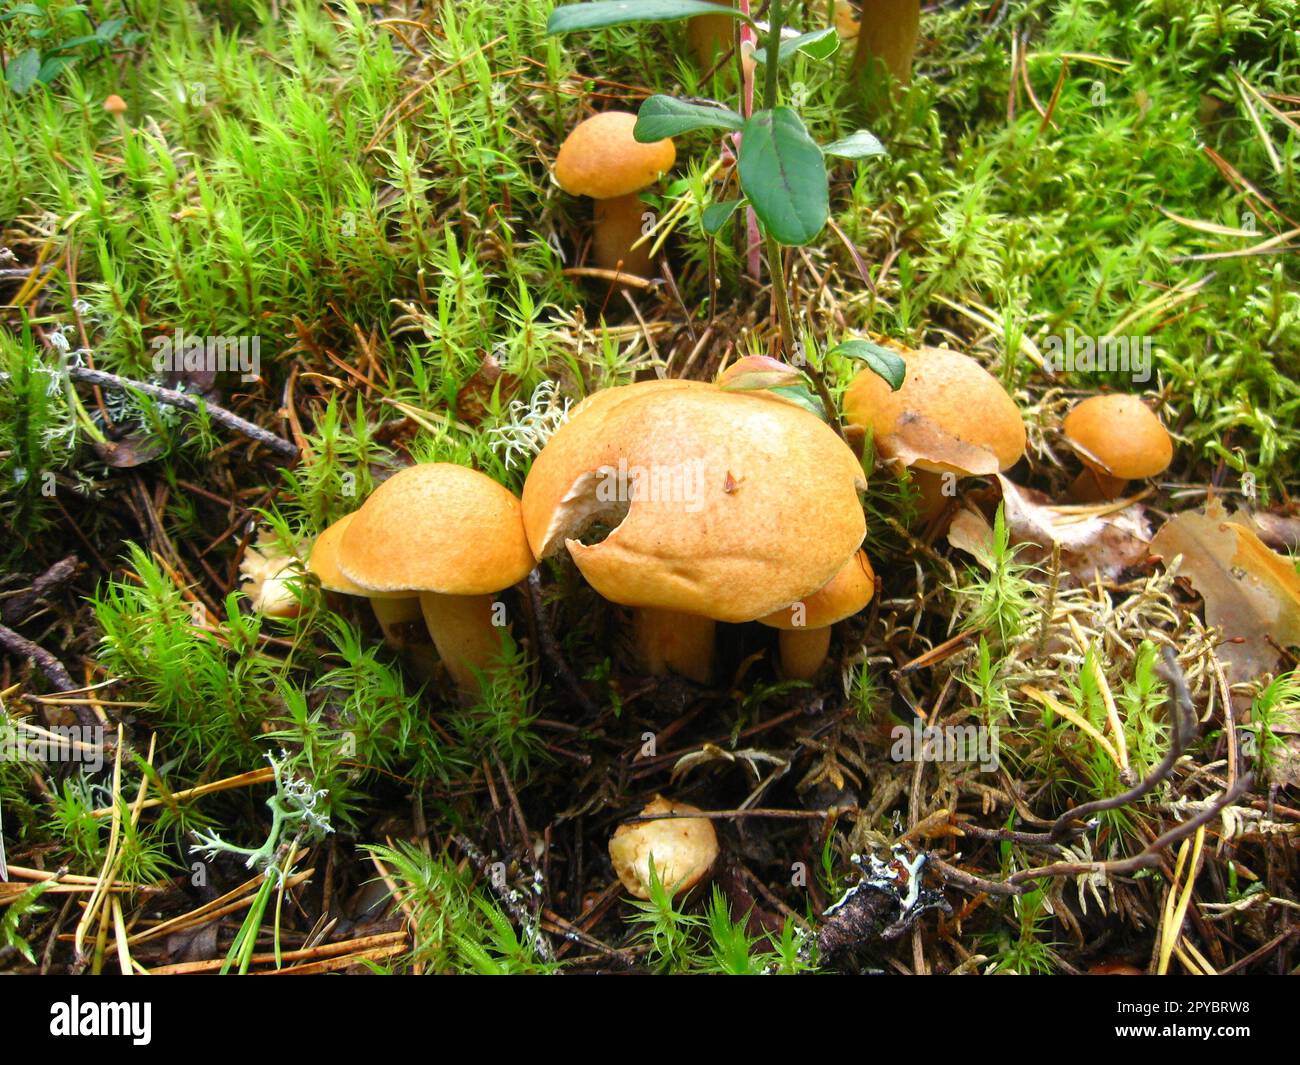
<box><xmin>608</xmin><ymin>796</ymin><xmax>719</xmax><ymax>899</ymax></box>
<box><xmin>844</xmin><ymin>345</ymin><xmax>1026</xmax><ymax>476</ymax></box>
<box><xmin>554</xmin><ymin>111</ymin><xmax>676</xmax><ymax>201</ymax></box>
<box><xmin>1062</xmin><ymin>394</ymin><xmax>1173</xmax><ymax>481</ymax></box>
<box><xmin>520</xmin><ymin>379</ymin><xmax>867</xmax><ymax>623</ymax></box>
<box><xmin>759</xmin><ymin>549</ymin><xmax>876</xmax><ymax>631</ymax></box>
<box><xmin>336</xmin><ymin>464</ymin><xmax>534</xmax><ymax>596</ymax></box>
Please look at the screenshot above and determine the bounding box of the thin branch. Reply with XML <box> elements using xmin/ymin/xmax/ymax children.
<box><xmin>0</xmin><ymin>621</ymin><xmax>76</xmax><ymax>691</ymax></box>
<box><xmin>67</xmin><ymin>365</ymin><xmax>298</xmax><ymax>459</ymax></box>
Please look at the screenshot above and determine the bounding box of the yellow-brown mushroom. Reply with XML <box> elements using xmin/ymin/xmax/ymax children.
<box><xmin>554</xmin><ymin>111</ymin><xmax>676</xmax><ymax>279</ymax></box>
<box><xmin>337</xmin><ymin>464</ymin><xmax>535</xmax><ymax>694</ymax></box>
<box><xmin>844</xmin><ymin>345</ymin><xmax>1025</xmax><ymax>524</ymax></box>
<box><xmin>1062</xmin><ymin>394</ymin><xmax>1173</xmax><ymax>501</ymax></box>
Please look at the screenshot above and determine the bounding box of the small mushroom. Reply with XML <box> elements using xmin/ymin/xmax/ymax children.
<box><xmin>609</xmin><ymin>796</ymin><xmax>719</xmax><ymax>899</ymax></box>
<box><xmin>844</xmin><ymin>345</ymin><xmax>1025</xmax><ymax>524</ymax></box>
<box><xmin>851</xmin><ymin>0</ymin><xmax>921</xmax><ymax>86</ymax></box>
<box><xmin>307</xmin><ymin>512</ymin><xmax>425</xmax><ymax>648</ymax></box>
<box><xmin>686</xmin><ymin>0</ymin><xmax>755</xmax><ymax>80</ymax></box>
<box><xmin>522</xmin><ymin>379</ymin><xmax>866</xmax><ymax>683</ymax></box>
<box><xmin>239</xmin><ymin>533</ymin><xmax>303</xmax><ymax>619</ymax></box>
<box><xmin>554</xmin><ymin>111</ymin><xmax>676</xmax><ymax>279</ymax></box>
<box><xmin>760</xmin><ymin>549</ymin><xmax>876</xmax><ymax>680</ymax></box>
<box><xmin>337</xmin><ymin>464</ymin><xmax>535</xmax><ymax>694</ymax></box>
<box><xmin>1062</xmin><ymin>394</ymin><xmax>1173</xmax><ymax>502</ymax></box>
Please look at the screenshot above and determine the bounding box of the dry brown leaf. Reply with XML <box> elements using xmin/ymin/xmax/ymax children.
<box><xmin>1247</xmin><ymin>510</ymin><xmax>1300</xmax><ymax>553</ymax></box>
<box><xmin>946</xmin><ymin>506</ymin><xmax>996</xmax><ymax>568</ymax></box>
<box><xmin>945</xmin><ymin>478</ymin><xmax>1151</xmax><ymax>585</ymax></box>
<box><xmin>997</xmin><ymin>476</ymin><xmax>1152</xmax><ymax>583</ymax></box>
<box><xmin>1150</xmin><ymin>499</ymin><xmax>1300</xmax><ymax>686</ymax></box>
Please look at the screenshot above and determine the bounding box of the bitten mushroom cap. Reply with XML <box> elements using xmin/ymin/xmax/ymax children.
<box><xmin>608</xmin><ymin>797</ymin><xmax>719</xmax><ymax>899</ymax></box>
<box><xmin>521</xmin><ymin>380</ymin><xmax>867</xmax><ymax>623</ymax></box>
<box><xmin>844</xmin><ymin>345</ymin><xmax>1026</xmax><ymax>475</ymax></box>
<box><xmin>1062</xmin><ymin>394</ymin><xmax>1173</xmax><ymax>480</ymax></box>
<box><xmin>760</xmin><ymin>550</ymin><xmax>876</xmax><ymax>630</ymax></box>
<box><xmin>337</xmin><ymin>464</ymin><xmax>534</xmax><ymax>595</ymax></box>
<box><xmin>554</xmin><ymin>111</ymin><xmax>676</xmax><ymax>200</ymax></box>
<box><xmin>308</xmin><ymin>513</ymin><xmax>407</xmax><ymax>599</ymax></box>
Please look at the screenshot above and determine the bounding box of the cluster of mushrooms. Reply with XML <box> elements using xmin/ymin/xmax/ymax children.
<box><xmin>239</xmin><ymin>93</ymin><xmax>1177</xmax><ymax>900</ymax></box>
<box><xmin>241</xmin><ymin>350</ymin><xmax>1174</xmax><ymax>899</ymax></box>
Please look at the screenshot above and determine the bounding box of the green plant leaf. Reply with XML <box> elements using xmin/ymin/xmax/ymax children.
<box><xmin>5</xmin><ymin>48</ymin><xmax>41</xmax><ymax>94</ymax></box>
<box><xmin>547</xmin><ymin>1</ymin><xmax>753</xmax><ymax>34</ymax></box>
<box><xmin>701</xmin><ymin>198</ymin><xmax>743</xmax><ymax>235</ymax></box>
<box><xmin>823</xmin><ymin>129</ymin><xmax>887</xmax><ymax>159</ymax></box>
<box><xmin>828</xmin><ymin>339</ymin><xmax>906</xmax><ymax>391</ymax></box>
<box><xmin>635</xmin><ymin>95</ymin><xmax>744</xmax><ymax>140</ymax></box>
<box><xmin>770</xmin><ymin>383</ymin><xmax>828</xmax><ymax>420</ymax></box>
<box><xmin>96</xmin><ymin>18</ymin><xmax>128</xmax><ymax>41</ymax></box>
<box><xmin>37</xmin><ymin>55</ymin><xmax>75</xmax><ymax>84</ymax></box>
<box><xmin>737</xmin><ymin>107</ymin><xmax>827</xmax><ymax>246</ymax></box>
<box><xmin>752</xmin><ymin>26</ymin><xmax>839</xmax><ymax>64</ymax></box>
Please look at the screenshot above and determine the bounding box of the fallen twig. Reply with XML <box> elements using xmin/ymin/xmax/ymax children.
<box><xmin>0</xmin><ymin>621</ymin><xmax>76</xmax><ymax>691</ymax></box>
<box><xmin>67</xmin><ymin>365</ymin><xmax>298</xmax><ymax>459</ymax></box>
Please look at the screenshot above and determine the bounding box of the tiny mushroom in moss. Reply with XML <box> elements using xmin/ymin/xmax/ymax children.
<box><xmin>307</xmin><ymin>512</ymin><xmax>426</xmax><ymax>647</ymax></box>
<box><xmin>844</xmin><ymin>345</ymin><xmax>1025</xmax><ymax>524</ymax></box>
<box><xmin>1062</xmin><ymin>393</ymin><xmax>1173</xmax><ymax>502</ymax></box>
<box><xmin>760</xmin><ymin>549</ymin><xmax>876</xmax><ymax>680</ymax></box>
<box><xmin>521</xmin><ymin>379</ymin><xmax>866</xmax><ymax>684</ymax></box>
<box><xmin>337</xmin><ymin>463</ymin><xmax>535</xmax><ymax>694</ymax></box>
<box><xmin>554</xmin><ymin>111</ymin><xmax>675</xmax><ymax>279</ymax></box>
<box><xmin>609</xmin><ymin>796</ymin><xmax>719</xmax><ymax>899</ymax></box>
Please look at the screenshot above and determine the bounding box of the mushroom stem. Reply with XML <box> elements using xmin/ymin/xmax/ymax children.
<box><xmin>1070</xmin><ymin>467</ymin><xmax>1128</xmax><ymax>502</ymax></box>
<box><xmin>634</xmin><ymin>608</ymin><xmax>715</xmax><ymax>684</ymax></box>
<box><xmin>368</xmin><ymin>597</ymin><xmax>424</xmax><ymax>647</ymax></box>
<box><xmin>418</xmin><ymin>592</ymin><xmax>506</xmax><ymax>693</ymax></box>
<box><xmin>910</xmin><ymin>469</ymin><xmax>955</xmax><ymax>522</ymax></box>
<box><xmin>593</xmin><ymin>193</ymin><xmax>653</xmax><ymax>278</ymax></box>
<box><xmin>777</xmin><ymin>625</ymin><xmax>833</xmax><ymax>681</ymax></box>
<box><xmin>852</xmin><ymin>0</ymin><xmax>921</xmax><ymax>85</ymax></box>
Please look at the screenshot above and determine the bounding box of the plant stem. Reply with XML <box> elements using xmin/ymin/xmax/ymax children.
<box><xmin>766</xmin><ymin>231</ymin><xmax>796</xmax><ymax>356</ymax></box>
<box><xmin>761</xmin><ymin>0</ymin><xmax>797</xmax><ymax>357</ymax></box>
<box><xmin>763</xmin><ymin>0</ymin><xmax>782</xmax><ymax>109</ymax></box>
